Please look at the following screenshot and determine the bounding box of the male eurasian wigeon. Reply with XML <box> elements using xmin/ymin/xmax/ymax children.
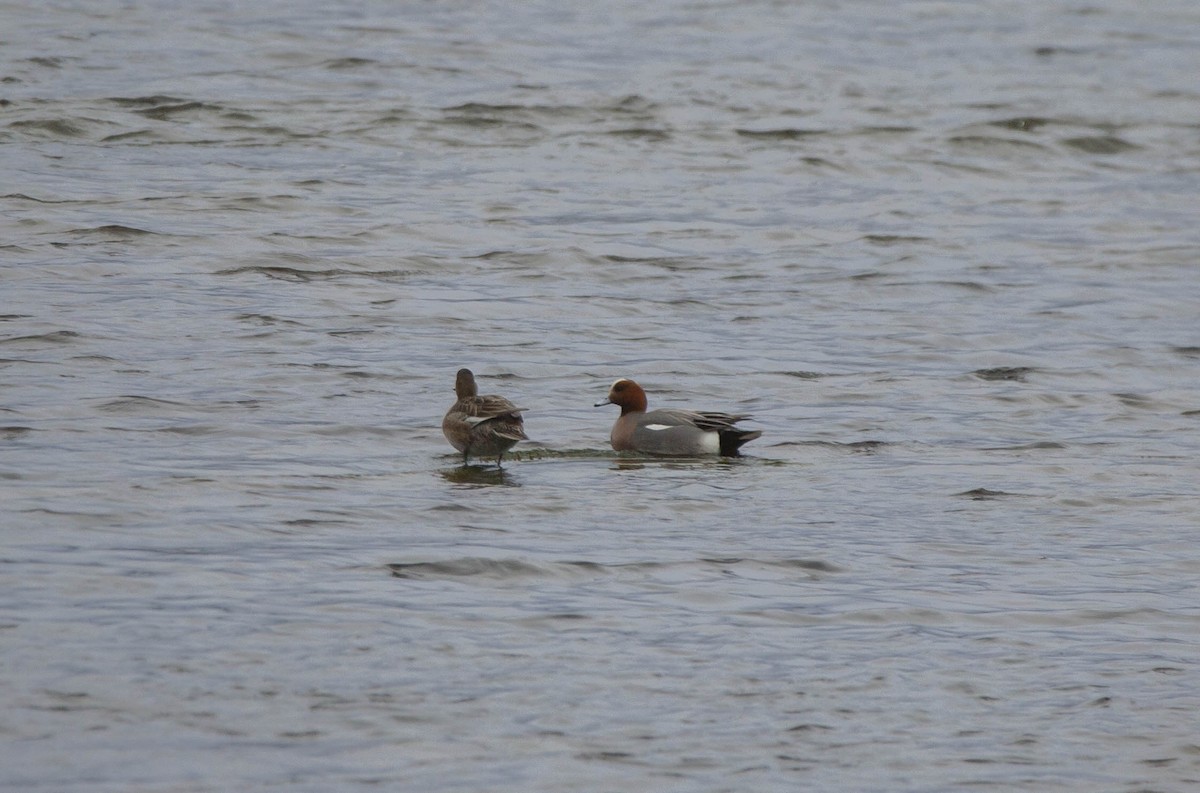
<box><xmin>442</xmin><ymin>368</ymin><xmax>528</xmax><ymax>466</ymax></box>
<box><xmin>594</xmin><ymin>378</ymin><xmax>762</xmax><ymax>457</ymax></box>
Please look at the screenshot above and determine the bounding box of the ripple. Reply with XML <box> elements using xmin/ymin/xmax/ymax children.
<box><xmin>68</xmin><ymin>224</ymin><xmax>157</xmax><ymax>238</ymax></box>
<box><xmin>1062</xmin><ymin>135</ymin><xmax>1139</xmax><ymax>154</ymax></box>
<box><xmin>9</xmin><ymin>118</ymin><xmax>89</xmax><ymax>138</ymax></box>
<box><xmin>973</xmin><ymin>366</ymin><xmax>1036</xmax><ymax>382</ymax></box>
<box><xmin>133</xmin><ymin>101</ymin><xmax>223</xmax><ymax>120</ymax></box>
<box><xmin>96</xmin><ymin>395</ymin><xmax>190</xmax><ymax>414</ymax></box>
<box><xmin>954</xmin><ymin>488</ymin><xmax>1025</xmax><ymax>500</ymax></box>
<box><xmin>989</xmin><ymin>116</ymin><xmax>1055</xmax><ymax>132</ymax></box>
<box><xmin>214</xmin><ymin>265</ymin><xmax>418</xmax><ymax>282</ymax></box>
<box><xmin>386</xmin><ymin>556</ymin><xmax>840</xmax><ymax>582</ymax></box>
<box><xmin>0</xmin><ymin>330</ymin><xmax>81</xmax><ymax>345</ymax></box>
<box><xmin>735</xmin><ymin>127</ymin><xmax>826</xmax><ymax>140</ymax></box>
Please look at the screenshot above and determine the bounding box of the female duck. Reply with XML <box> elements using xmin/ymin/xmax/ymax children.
<box><xmin>442</xmin><ymin>368</ymin><xmax>528</xmax><ymax>465</ymax></box>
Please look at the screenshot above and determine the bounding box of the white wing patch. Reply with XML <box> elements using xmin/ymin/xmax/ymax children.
<box><xmin>644</xmin><ymin>423</ymin><xmax>673</xmax><ymax>432</ymax></box>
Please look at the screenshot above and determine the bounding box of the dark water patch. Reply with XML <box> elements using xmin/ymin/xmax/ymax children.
<box><xmin>437</xmin><ymin>96</ymin><xmax>656</xmax><ymax>122</ymax></box>
<box><xmin>939</xmin><ymin>280</ymin><xmax>993</xmax><ymax>292</ymax></box>
<box><xmin>469</xmin><ymin>249</ymin><xmax>523</xmax><ymax>260</ymax></box>
<box><xmin>443</xmin><ymin>102</ymin><xmax>527</xmax><ymax>114</ymax></box>
<box><xmin>321</xmin><ymin>57</ymin><xmax>377</xmax><ymax>69</ymax></box>
<box><xmin>1114</xmin><ymin>392</ymin><xmax>1156</xmax><ymax>408</ymax></box>
<box><xmin>947</xmin><ymin>134</ymin><xmax>1050</xmax><ymax>151</ymax></box>
<box><xmin>577</xmin><ymin>751</ymin><xmax>635</xmax><ymax>762</ymax></box>
<box><xmin>849</xmin><ymin>270</ymin><xmax>888</xmax><ymax>281</ymax></box>
<box><xmin>9</xmin><ymin>118</ymin><xmax>87</xmax><ymax>138</ymax></box>
<box><xmin>609</xmin><ymin>94</ymin><xmax>657</xmax><ymax>114</ymax></box>
<box><xmin>955</xmin><ymin>488</ymin><xmax>1023</xmax><ymax>500</ymax></box>
<box><xmin>101</xmin><ymin>130</ymin><xmax>158</xmax><ymax>143</ymax></box>
<box><xmin>735</xmin><ymin>128</ymin><xmax>826</xmax><ymax>141</ymax></box>
<box><xmin>2</xmin><ymin>193</ymin><xmax>78</xmax><ymax>204</ymax></box>
<box><xmin>439</xmin><ymin>464</ymin><xmax>520</xmax><ymax>487</ymax></box>
<box><xmin>771</xmin><ymin>440</ymin><xmax>887</xmax><ymax>454</ymax></box>
<box><xmin>308</xmin><ymin>422</ymin><xmax>409</xmax><ymax>438</ymax></box>
<box><xmin>855</xmin><ymin>125</ymin><xmax>916</xmax><ymax>135</ymax></box>
<box><xmin>215</xmin><ymin>265</ymin><xmax>417</xmax><ymax>282</ymax></box>
<box><xmin>862</xmin><ymin>234</ymin><xmax>929</xmax><ymax>246</ymax></box>
<box><xmin>68</xmin><ymin>224</ymin><xmax>156</xmax><ymax>239</ymax></box>
<box><xmin>0</xmin><ymin>426</ymin><xmax>36</xmax><ymax>440</ymax></box>
<box><xmin>778</xmin><ymin>370</ymin><xmax>825</xmax><ymax>380</ymax></box>
<box><xmin>1170</xmin><ymin>346</ymin><xmax>1200</xmax><ymax>359</ymax></box>
<box><xmin>608</xmin><ymin>94</ymin><xmax>657</xmax><ymax>113</ymax></box>
<box><xmin>700</xmin><ymin>557</ymin><xmax>842</xmax><ymax>574</ymax></box>
<box><xmin>797</xmin><ymin>156</ymin><xmax>840</xmax><ymax>168</ymax></box>
<box><xmin>0</xmin><ymin>330</ymin><xmax>80</xmax><ymax>345</ymax></box>
<box><xmin>220</xmin><ymin>195</ymin><xmax>304</xmax><ymax>210</ymax></box>
<box><xmin>983</xmin><ymin>441</ymin><xmax>1067</xmax><ymax>451</ymax></box>
<box><xmin>973</xmin><ymin>366</ymin><xmax>1035</xmax><ymax>382</ymax></box>
<box><xmin>465</xmin><ymin>250</ymin><xmax>561</xmax><ymax>270</ymax></box>
<box><xmin>503</xmin><ymin>447</ymin><xmax>618</xmax><ymax>462</ymax></box>
<box><xmin>282</xmin><ymin>517</ymin><xmax>353</xmax><ymax>528</ymax></box>
<box><xmin>990</xmin><ymin>117</ymin><xmax>1055</xmax><ymax>132</ymax></box>
<box><xmin>387</xmin><ymin>556</ymin><xmax>839</xmax><ymax>583</ymax></box>
<box><xmin>424</xmin><ymin>503</ymin><xmax>475</xmax><ymax>513</ymax></box>
<box><xmin>133</xmin><ymin>101</ymin><xmax>222</xmax><ymax>121</ymax></box>
<box><xmin>108</xmin><ymin>95</ymin><xmax>189</xmax><ymax>108</ymax></box>
<box><xmin>609</xmin><ymin>454</ymin><xmax>773</xmax><ymax>469</ymax></box>
<box><xmin>388</xmin><ymin>558</ymin><xmax>562</xmax><ymax>580</ymax></box>
<box><xmin>0</xmin><ymin>315</ymin><xmax>31</xmax><ymax>322</ymax></box>
<box><xmin>25</xmin><ymin>56</ymin><xmax>71</xmax><ymax>69</ymax></box>
<box><xmin>96</xmin><ymin>395</ymin><xmax>190</xmax><ymax>414</ymax></box>
<box><xmin>598</xmin><ymin>254</ymin><xmax>701</xmax><ymax>271</ymax></box>
<box><xmin>235</xmin><ymin>313</ymin><xmax>307</xmax><ymax>328</ymax></box>
<box><xmin>369</xmin><ymin>110</ymin><xmax>417</xmax><ymax>125</ymax></box>
<box><xmin>289</xmin><ymin>362</ymin><xmax>357</xmax><ymax>371</ymax></box>
<box><xmin>219</xmin><ymin>123</ymin><xmax>310</xmax><ymax>139</ymax></box>
<box><xmin>606</xmin><ymin>128</ymin><xmax>670</xmax><ymax>141</ymax></box>
<box><xmin>438</xmin><ymin>107</ymin><xmax>544</xmax><ymax>133</ymax></box>
<box><xmin>836</xmin><ymin>440</ymin><xmax>888</xmax><ymax>454</ymax></box>
<box><xmin>20</xmin><ymin>507</ymin><xmax>122</xmax><ymax>520</ymax></box>
<box><xmin>502</xmin><ymin>446</ymin><xmax>776</xmax><ymax>467</ymax></box>
<box><xmin>1033</xmin><ymin>45</ymin><xmax>1087</xmax><ymax>57</ymax></box>
<box><xmin>144</xmin><ymin>424</ymin><xmax>223</xmax><ymax>436</ymax></box>
<box><xmin>1062</xmin><ymin>135</ymin><xmax>1138</xmax><ymax>154</ymax></box>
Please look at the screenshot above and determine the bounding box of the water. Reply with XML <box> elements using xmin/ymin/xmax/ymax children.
<box><xmin>3</xmin><ymin>0</ymin><xmax>1199</xmax><ymax>790</ymax></box>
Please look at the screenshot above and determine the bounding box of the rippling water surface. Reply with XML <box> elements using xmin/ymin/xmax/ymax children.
<box><xmin>3</xmin><ymin>0</ymin><xmax>1200</xmax><ymax>790</ymax></box>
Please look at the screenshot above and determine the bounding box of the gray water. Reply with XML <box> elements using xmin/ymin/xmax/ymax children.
<box><xmin>3</xmin><ymin>0</ymin><xmax>1200</xmax><ymax>790</ymax></box>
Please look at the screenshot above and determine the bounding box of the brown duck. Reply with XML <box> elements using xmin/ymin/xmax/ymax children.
<box><xmin>441</xmin><ymin>368</ymin><xmax>528</xmax><ymax>466</ymax></box>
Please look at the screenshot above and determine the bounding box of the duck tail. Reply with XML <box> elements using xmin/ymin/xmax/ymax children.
<box><xmin>718</xmin><ymin>429</ymin><xmax>762</xmax><ymax>457</ymax></box>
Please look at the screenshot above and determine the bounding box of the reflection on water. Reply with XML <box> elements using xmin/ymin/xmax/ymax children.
<box><xmin>439</xmin><ymin>463</ymin><xmax>520</xmax><ymax>487</ymax></box>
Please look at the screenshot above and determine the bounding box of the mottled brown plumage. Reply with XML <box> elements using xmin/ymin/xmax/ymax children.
<box><xmin>442</xmin><ymin>368</ymin><xmax>528</xmax><ymax>466</ymax></box>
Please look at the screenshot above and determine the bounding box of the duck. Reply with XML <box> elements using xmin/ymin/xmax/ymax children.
<box><xmin>594</xmin><ymin>378</ymin><xmax>761</xmax><ymax>457</ymax></box>
<box><xmin>441</xmin><ymin>368</ymin><xmax>528</xmax><ymax>465</ymax></box>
